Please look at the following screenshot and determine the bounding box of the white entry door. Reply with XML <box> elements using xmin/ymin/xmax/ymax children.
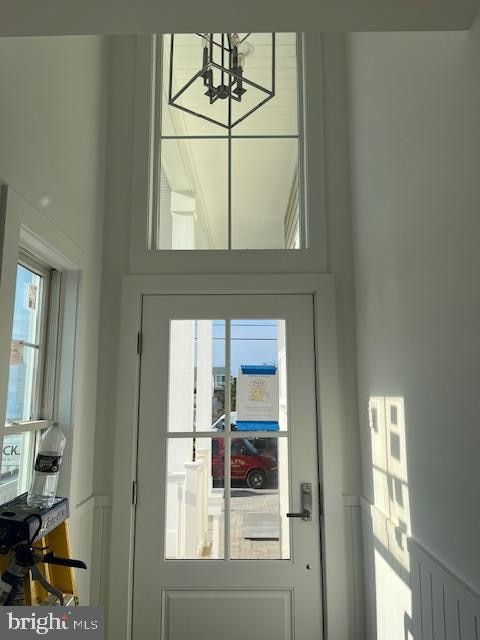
<box><xmin>133</xmin><ymin>294</ymin><xmax>323</xmax><ymax>640</ymax></box>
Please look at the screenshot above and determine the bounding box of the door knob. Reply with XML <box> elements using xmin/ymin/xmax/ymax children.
<box><xmin>286</xmin><ymin>482</ymin><xmax>312</xmax><ymax>521</ymax></box>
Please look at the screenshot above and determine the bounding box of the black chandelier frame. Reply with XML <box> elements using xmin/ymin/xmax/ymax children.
<box><xmin>168</xmin><ymin>33</ymin><xmax>276</xmax><ymax>130</ymax></box>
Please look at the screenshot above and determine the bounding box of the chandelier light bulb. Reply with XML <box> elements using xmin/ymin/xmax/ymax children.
<box><xmin>239</xmin><ymin>41</ymin><xmax>255</xmax><ymax>58</ymax></box>
<box><xmin>231</xmin><ymin>33</ymin><xmax>240</xmax><ymax>48</ymax></box>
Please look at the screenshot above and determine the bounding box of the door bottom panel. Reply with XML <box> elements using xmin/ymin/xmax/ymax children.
<box><xmin>162</xmin><ymin>589</ymin><xmax>293</xmax><ymax>640</ymax></box>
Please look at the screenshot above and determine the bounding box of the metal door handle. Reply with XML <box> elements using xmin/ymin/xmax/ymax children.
<box><xmin>286</xmin><ymin>482</ymin><xmax>312</xmax><ymax>521</ymax></box>
<box><xmin>286</xmin><ymin>509</ymin><xmax>310</xmax><ymax>519</ymax></box>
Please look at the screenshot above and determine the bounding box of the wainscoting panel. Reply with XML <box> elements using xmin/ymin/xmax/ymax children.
<box><xmin>71</xmin><ymin>495</ymin><xmax>112</xmax><ymax>606</ymax></box>
<box><xmin>409</xmin><ymin>538</ymin><xmax>480</xmax><ymax>640</ymax></box>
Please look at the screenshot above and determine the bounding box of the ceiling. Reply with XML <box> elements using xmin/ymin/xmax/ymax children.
<box><xmin>0</xmin><ymin>0</ymin><xmax>478</xmax><ymax>36</ymax></box>
<box><xmin>164</xmin><ymin>33</ymin><xmax>297</xmax><ymax>136</ymax></box>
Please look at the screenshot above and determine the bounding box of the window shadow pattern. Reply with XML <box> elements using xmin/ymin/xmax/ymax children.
<box><xmin>365</xmin><ymin>396</ymin><xmax>413</xmax><ymax>640</ymax></box>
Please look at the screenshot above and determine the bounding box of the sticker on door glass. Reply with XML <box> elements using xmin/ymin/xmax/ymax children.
<box><xmin>236</xmin><ymin>365</ymin><xmax>279</xmax><ymax>430</ymax></box>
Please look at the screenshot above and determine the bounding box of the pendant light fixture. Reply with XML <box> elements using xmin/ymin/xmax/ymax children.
<box><xmin>168</xmin><ymin>33</ymin><xmax>275</xmax><ymax>130</ymax></box>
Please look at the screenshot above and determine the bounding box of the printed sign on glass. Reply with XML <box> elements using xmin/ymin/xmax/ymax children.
<box><xmin>236</xmin><ymin>365</ymin><xmax>279</xmax><ymax>430</ymax></box>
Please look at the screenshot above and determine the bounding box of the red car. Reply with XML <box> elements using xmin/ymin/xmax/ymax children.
<box><xmin>211</xmin><ymin>438</ymin><xmax>277</xmax><ymax>489</ymax></box>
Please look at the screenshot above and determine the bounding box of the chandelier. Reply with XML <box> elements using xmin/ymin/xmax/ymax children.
<box><xmin>168</xmin><ymin>33</ymin><xmax>275</xmax><ymax>130</ymax></box>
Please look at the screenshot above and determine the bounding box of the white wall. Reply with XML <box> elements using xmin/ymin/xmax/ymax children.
<box><xmin>348</xmin><ymin>17</ymin><xmax>480</xmax><ymax>639</ymax></box>
<box><xmin>0</xmin><ymin>35</ymin><xmax>107</xmax><ymax>603</ymax></box>
<box><xmin>0</xmin><ymin>36</ymin><xmax>106</xmax><ymax>254</ymax></box>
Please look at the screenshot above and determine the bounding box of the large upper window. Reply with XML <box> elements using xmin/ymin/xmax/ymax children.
<box><xmin>150</xmin><ymin>33</ymin><xmax>304</xmax><ymax>250</ymax></box>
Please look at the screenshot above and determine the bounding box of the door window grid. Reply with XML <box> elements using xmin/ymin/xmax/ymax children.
<box><xmin>1</xmin><ymin>252</ymin><xmax>62</xmax><ymax>502</ymax></box>
<box><xmin>149</xmin><ymin>33</ymin><xmax>305</xmax><ymax>251</ymax></box>
<box><xmin>165</xmin><ymin>318</ymin><xmax>290</xmax><ymax>561</ymax></box>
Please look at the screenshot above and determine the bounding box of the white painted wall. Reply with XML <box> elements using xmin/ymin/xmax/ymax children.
<box><xmin>0</xmin><ymin>35</ymin><xmax>107</xmax><ymax>603</ymax></box>
<box><xmin>0</xmin><ymin>36</ymin><xmax>106</xmax><ymax>254</ymax></box>
<box><xmin>348</xmin><ymin>17</ymin><xmax>480</xmax><ymax>639</ymax></box>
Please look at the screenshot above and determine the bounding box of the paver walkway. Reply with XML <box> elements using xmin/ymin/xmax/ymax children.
<box><xmin>216</xmin><ymin>488</ymin><xmax>283</xmax><ymax>559</ymax></box>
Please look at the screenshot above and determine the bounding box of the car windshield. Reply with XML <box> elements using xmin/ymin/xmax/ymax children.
<box><xmin>212</xmin><ymin>412</ymin><xmax>237</xmax><ymax>431</ymax></box>
<box><xmin>241</xmin><ymin>439</ymin><xmax>259</xmax><ymax>455</ymax></box>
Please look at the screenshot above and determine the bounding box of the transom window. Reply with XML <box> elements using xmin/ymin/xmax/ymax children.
<box><xmin>149</xmin><ymin>32</ymin><xmax>305</xmax><ymax>251</ymax></box>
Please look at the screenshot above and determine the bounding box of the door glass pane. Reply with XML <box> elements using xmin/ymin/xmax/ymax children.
<box><xmin>168</xmin><ymin>320</ymin><xmax>225</xmax><ymax>432</ymax></box>
<box><xmin>230</xmin><ymin>436</ymin><xmax>290</xmax><ymax>559</ymax></box>
<box><xmin>165</xmin><ymin>438</ymin><xmax>224</xmax><ymax>559</ymax></box>
<box><xmin>210</xmin><ymin>321</ymin><xmax>227</xmax><ymax>428</ymax></box>
<box><xmin>231</xmin><ymin>319</ymin><xmax>288</xmax><ymax>431</ymax></box>
<box><xmin>165</xmin><ymin>317</ymin><xmax>290</xmax><ymax>561</ymax></box>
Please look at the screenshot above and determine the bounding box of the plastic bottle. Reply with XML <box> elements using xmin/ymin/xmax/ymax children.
<box><xmin>27</xmin><ymin>423</ymin><xmax>66</xmax><ymax>509</ymax></box>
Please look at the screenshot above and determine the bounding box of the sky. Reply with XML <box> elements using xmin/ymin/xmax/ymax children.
<box><xmin>210</xmin><ymin>319</ymin><xmax>280</xmax><ymax>372</ymax></box>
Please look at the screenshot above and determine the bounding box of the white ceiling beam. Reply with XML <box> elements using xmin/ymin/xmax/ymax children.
<box><xmin>0</xmin><ymin>0</ymin><xmax>479</xmax><ymax>36</ymax></box>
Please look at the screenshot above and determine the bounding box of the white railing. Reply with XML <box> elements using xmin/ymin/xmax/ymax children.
<box><xmin>165</xmin><ymin>471</ymin><xmax>185</xmax><ymax>558</ymax></box>
<box><xmin>166</xmin><ymin>448</ymin><xmax>211</xmax><ymax>559</ymax></box>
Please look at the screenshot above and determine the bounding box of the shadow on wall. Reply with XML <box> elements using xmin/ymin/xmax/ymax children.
<box><xmin>365</xmin><ymin>396</ymin><xmax>413</xmax><ymax>640</ymax></box>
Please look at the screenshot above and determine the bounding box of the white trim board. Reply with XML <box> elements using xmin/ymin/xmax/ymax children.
<box><xmin>107</xmin><ymin>273</ymin><xmax>352</xmax><ymax>640</ymax></box>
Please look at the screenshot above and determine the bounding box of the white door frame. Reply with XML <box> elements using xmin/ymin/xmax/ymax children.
<box><xmin>108</xmin><ymin>273</ymin><xmax>350</xmax><ymax>640</ymax></box>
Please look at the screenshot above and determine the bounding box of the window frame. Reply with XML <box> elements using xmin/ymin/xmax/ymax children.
<box><xmin>2</xmin><ymin>249</ymin><xmax>63</xmax><ymax>498</ymax></box>
<box><xmin>129</xmin><ymin>33</ymin><xmax>327</xmax><ymax>275</ymax></box>
<box><xmin>148</xmin><ymin>32</ymin><xmax>307</xmax><ymax>251</ymax></box>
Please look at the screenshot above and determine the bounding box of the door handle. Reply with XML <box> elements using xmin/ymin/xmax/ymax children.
<box><xmin>286</xmin><ymin>482</ymin><xmax>312</xmax><ymax>521</ymax></box>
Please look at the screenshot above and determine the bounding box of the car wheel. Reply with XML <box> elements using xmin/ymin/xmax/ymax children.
<box><xmin>246</xmin><ymin>469</ymin><xmax>266</xmax><ymax>490</ymax></box>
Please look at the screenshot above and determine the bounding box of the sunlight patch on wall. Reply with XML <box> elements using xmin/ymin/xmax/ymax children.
<box><xmin>368</xmin><ymin>395</ymin><xmax>413</xmax><ymax>639</ymax></box>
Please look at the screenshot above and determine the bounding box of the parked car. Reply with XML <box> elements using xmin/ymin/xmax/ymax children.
<box><xmin>211</xmin><ymin>437</ymin><xmax>277</xmax><ymax>490</ymax></box>
<box><xmin>211</xmin><ymin>412</ymin><xmax>279</xmax><ymax>461</ymax></box>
